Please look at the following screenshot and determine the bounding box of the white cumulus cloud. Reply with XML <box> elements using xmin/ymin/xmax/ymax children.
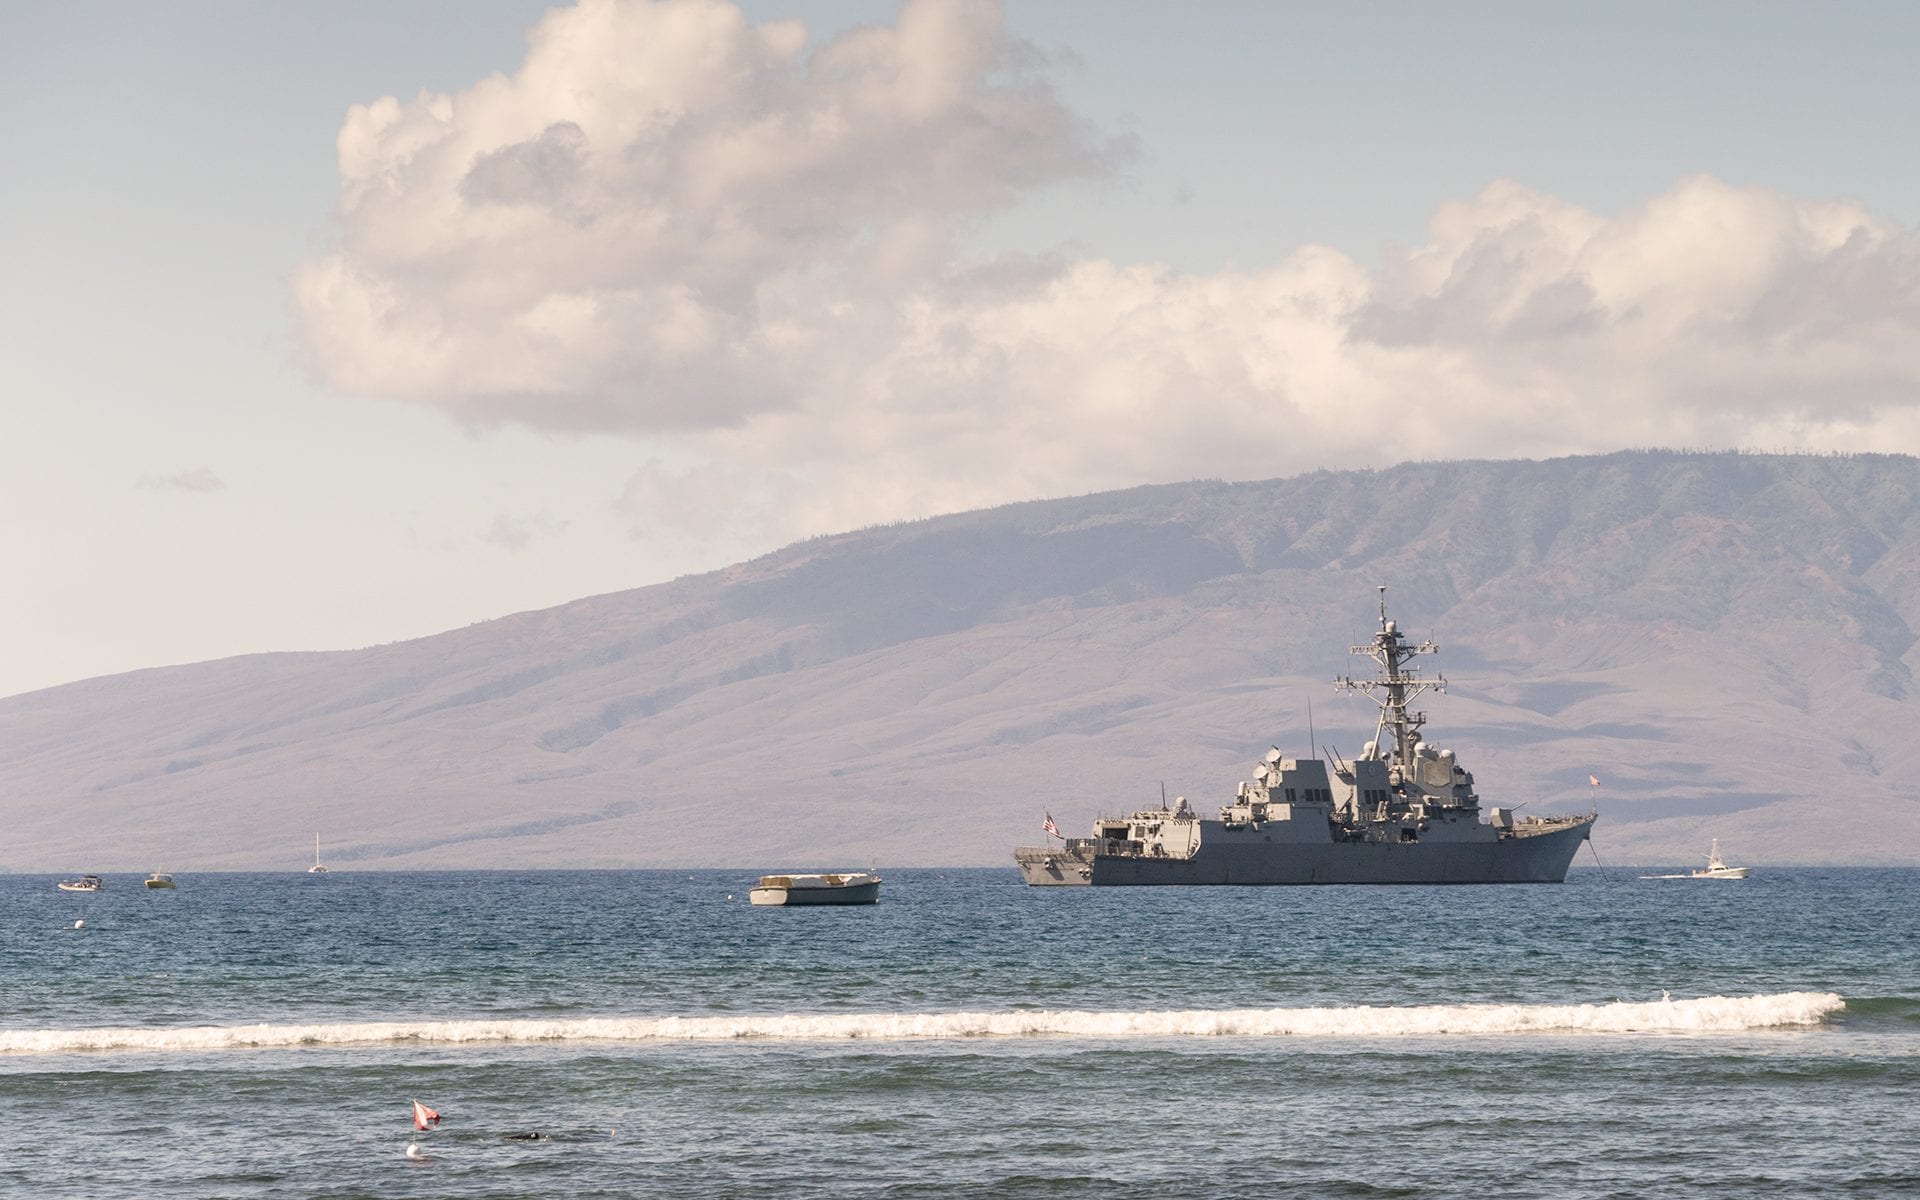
<box><xmin>297</xmin><ymin>0</ymin><xmax>1920</xmax><ymax>549</ymax></box>
<box><xmin>295</xmin><ymin>0</ymin><xmax>1113</xmax><ymax>433</ymax></box>
<box><xmin>137</xmin><ymin>467</ymin><xmax>227</xmax><ymax>493</ymax></box>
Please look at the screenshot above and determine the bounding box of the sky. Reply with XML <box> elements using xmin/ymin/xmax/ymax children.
<box><xmin>3</xmin><ymin>0</ymin><xmax>1918</xmax><ymax>699</ymax></box>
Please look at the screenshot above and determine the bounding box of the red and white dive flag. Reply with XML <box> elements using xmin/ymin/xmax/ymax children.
<box><xmin>412</xmin><ymin>1099</ymin><xmax>442</xmax><ymax>1131</ymax></box>
<box><xmin>1042</xmin><ymin>812</ymin><xmax>1062</xmax><ymax>839</ymax></box>
<box><xmin>1589</xmin><ymin>775</ymin><xmax>1600</xmax><ymax>787</ymax></box>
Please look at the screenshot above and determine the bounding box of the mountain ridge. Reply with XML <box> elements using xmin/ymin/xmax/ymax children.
<box><xmin>5</xmin><ymin>450</ymin><xmax>1918</xmax><ymax>871</ymax></box>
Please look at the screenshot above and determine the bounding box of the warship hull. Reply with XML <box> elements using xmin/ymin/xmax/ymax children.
<box><xmin>1016</xmin><ymin>818</ymin><xmax>1592</xmax><ymax>886</ymax></box>
<box><xmin>1014</xmin><ymin>591</ymin><xmax>1599</xmax><ymax>888</ymax></box>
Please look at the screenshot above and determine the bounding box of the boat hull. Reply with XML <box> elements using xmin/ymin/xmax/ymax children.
<box><xmin>749</xmin><ymin>881</ymin><xmax>881</xmax><ymax>906</ymax></box>
<box><xmin>1015</xmin><ymin>819</ymin><xmax>1593</xmax><ymax>886</ymax></box>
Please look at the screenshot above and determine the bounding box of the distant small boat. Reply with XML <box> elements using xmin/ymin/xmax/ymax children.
<box><xmin>308</xmin><ymin>833</ymin><xmax>328</xmax><ymax>874</ymax></box>
<box><xmin>144</xmin><ymin>872</ymin><xmax>176</xmax><ymax>889</ymax></box>
<box><xmin>56</xmin><ymin>875</ymin><xmax>103</xmax><ymax>892</ymax></box>
<box><xmin>749</xmin><ymin>871</ymin><xmax>882</xmax><ymax>906</ymax></box>
<box><xmin>1689</xmin><ymin>839</ymin><xmax>1750</xmax><ymax>880</ymax></box>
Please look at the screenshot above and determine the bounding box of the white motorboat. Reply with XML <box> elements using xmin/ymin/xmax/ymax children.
<box><xmin>144</xmin><ymin>872</ymin><xmax>176</xmax><ymax>889</ymax></box>
<box><xmin>1689</xmin><ymin>839</ymin><xmax>1750</xmax><ymax>879</ymax></box>
<box><xmin>749</xmin><ymin>871</ymin><xmax>882</xmax><ymax>906</ymax></box>
<box><xmin>56</xmin><ymin>874</ymin><xmax>103</xmax><ymax>892</ymax></box>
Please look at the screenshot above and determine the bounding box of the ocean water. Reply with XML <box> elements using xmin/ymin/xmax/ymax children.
<box><xmin>1</xmin><ymin>867</ymin><xmax>1915</xmax><ymax>1198</ymax></box>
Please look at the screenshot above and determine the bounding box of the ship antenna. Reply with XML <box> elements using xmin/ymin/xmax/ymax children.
<box><xmin>1336</xmin><ymin>585</ymin><xmax>1445</xmax><ymax>769</ymax></box>
<box><xmin>1307</xmin><ymin>695</ymin><xmax>1316</xmax><ymax>759</ymax></box>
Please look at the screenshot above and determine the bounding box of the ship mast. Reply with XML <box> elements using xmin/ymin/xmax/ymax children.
<box><xmin>1335</xmin><ymin>586</ymin><xmax>1446</xmax><ymax>772</ymax></box>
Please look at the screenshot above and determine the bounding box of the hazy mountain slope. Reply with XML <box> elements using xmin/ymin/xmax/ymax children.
<box><xmin>4</xmin><ymin>450</ymin><xmax>1917</xmax><ymax>871</ymax></box>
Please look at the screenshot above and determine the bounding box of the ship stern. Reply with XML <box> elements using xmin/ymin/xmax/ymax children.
<box><xmin>1014</xmin><ymin>843</ymin><xmax>1094</xmax><ymax>885</ymax></box>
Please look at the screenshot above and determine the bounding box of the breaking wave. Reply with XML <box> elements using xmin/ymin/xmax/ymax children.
<box><xmin>0</xmin><ymin>992</ymin><xmax>1844</xmax><ymax>1055</ymax></box>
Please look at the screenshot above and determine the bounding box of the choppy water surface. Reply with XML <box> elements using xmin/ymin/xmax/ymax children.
<box><xmin>2</xmin><ymin>868</ymin><xmax>1915</xmax><ymax>1198</ymax></box>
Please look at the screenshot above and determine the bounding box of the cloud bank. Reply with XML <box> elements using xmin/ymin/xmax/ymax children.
<box><xmin>138</xmin><ymin>468</ymin><xmax>226</xmax><ymax>493</ymax></box>
<box><xmin>297</xmin><ymin>0</ymin><xmax>1920</xmax><ymax>544</ymax></box>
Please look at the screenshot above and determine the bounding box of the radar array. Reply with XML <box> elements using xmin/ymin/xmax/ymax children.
<box><xmin>1335</xmin><ymin>586</ymin><xmax>1446</xmax><ymax>769</ymax></box>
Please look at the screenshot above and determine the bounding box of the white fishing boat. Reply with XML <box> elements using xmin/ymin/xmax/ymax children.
<box><xmin>308</xmin><ymin>833</ymin><xmax>328</xmax><ymax>874</ymax></box>
<box><xmin>144</xmin><ymin>872</ymin><xmax>176</xmax><ymax>889</ymax></box>
<box><xmin>1689</xmin><ymin>839</ymin><xmax>1750</xmax><ymax>880</ymax></box>
<box><xmin>748</xmin><ymin>871</ymin><xmax>881</xmax><ymax>906</ymax></box>
<box><xmin>56</xmin><ymin>874</ymin><xmax>103</xmax><ymax>892</ymax></box>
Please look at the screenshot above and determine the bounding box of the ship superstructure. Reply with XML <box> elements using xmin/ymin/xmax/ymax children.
<box><xmin>1014</xmin><ymin>589</ymin><xmax>1595</xmax><ymax>886</ymax></box>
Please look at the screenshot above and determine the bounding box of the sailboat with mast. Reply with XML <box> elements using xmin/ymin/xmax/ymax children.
<box><xmin>1015</xmin><ymin>588</ymin><xmax>1597</xmax><ymax>885</ymax></box>
<box><xmin>308</xmin><ymin>833</ymin><xmax>328</xmax><ymax>875</ymax></box>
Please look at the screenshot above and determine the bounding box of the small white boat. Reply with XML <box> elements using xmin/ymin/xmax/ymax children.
<box><xmin>749</xmin><ymin>871</ymin><xmax>882</xmax><ymax>906</ymax></box>
<box><xmin>56</xmin><ymin>875</ymin><xmax>103</xmax><ymax>892</ymax></box>
<box><xmin>308</xmin><ymin>833</ymin><xmax>328</xmax><ymax>874</ymax></box>
<box><xmin>144</xmin><ymin>872</ymin><xmax>176</xmax><ymax>889</ymax></box>
<box><xmin>1689</xmin><ymin>839</ymin><xmax>1750</xmax><ymax>879</ymax></box>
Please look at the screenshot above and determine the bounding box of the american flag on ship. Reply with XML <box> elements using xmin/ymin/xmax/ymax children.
<box><xmin>1042</xmin><ymin>812</ymin><xmax>1062</xmax><ymax>839</ymax></box>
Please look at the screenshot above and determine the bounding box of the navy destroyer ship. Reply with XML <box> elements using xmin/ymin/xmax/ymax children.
<box><xmin>1015</xmin><ymin>590</ymin><xmax>1595</xmax><ymax>885</ymax></box>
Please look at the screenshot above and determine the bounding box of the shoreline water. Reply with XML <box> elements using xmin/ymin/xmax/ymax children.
<box><xmin>3</xmin><ymin>868</ymin><xmax>1914</xmax><ymax>1197</ymax></box>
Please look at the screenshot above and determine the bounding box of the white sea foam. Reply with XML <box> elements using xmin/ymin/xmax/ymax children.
<box><xmin>0</xmin><ymin>992</ymin><xmax>1844</xmax><ymax>1055</ymax></box>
